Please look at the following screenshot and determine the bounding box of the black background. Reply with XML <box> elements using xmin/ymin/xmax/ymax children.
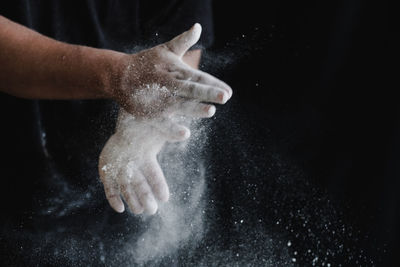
<box><xmin>0</xmin><ymin>0</ymin><xmax>394</xmax><ymax>266</ymax></box>
<box><xmin>208</xmin><ymin>0</ymin><xmax>394</xmax><ymax>266</ymax></box>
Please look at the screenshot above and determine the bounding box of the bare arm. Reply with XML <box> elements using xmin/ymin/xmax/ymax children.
<box><xmin>0</xmin><ymin>15</ymin><xmax>121</xmax><ymax>99</ymax></box>
<box><xmin>0</xmin><ymin>16</ymin><xmax>231</xmax><ymax>118</ymax></box>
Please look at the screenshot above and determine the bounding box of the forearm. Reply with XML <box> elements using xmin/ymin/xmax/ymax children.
<box><xmin>0</xmin><ymin>17</ymin><xmax>231</xmax><ymax>119</ymax></box>
<box><xmin>0</xmin><ymin>15</ymin><xmax>123</xmax><ymax>99</ymax></box>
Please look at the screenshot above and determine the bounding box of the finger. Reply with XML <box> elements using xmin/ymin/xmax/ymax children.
<box><xmin>174</xmin><ymin>80</ymin><xmax>229</xmax><ymax>104</ymax></box>
<box><xmin>148</xmin><ymin>118</ymin><xmax>191</xmax><ymax>142</ymax></box>
<box><xmin>164</xmin><ymin>23</ymin><xmax>202</xmax><ymax>57</ymax></box>
<box><xmin>102</xmin><ymin>179</ymin><xmax>125</xmax><ymax>213</ymax></box>
<box><xmin>172</xmin><ymin>67</ymin><xmax>233</xmax><ymax>98</ymax></box>
<box><xmin>172</xmin><ymin>100</ymin><xmax>216</xmax><ymax>118</ymax></box>
<box><xmin>141</xmin><ymin>159</ymin><xmax>169</xmax><ymax>202</ymax></box>
<box><xmin>131</xmin><ymin>170</ymin><xmax>158</xmax><ymax>215</ymax></box>
<box><xmin>120</xmin><ymin>181</ymin><xmax>144</xmax><ymax>215</ymax></box>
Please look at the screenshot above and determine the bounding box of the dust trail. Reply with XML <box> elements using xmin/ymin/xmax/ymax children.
<box><xmin>0</xmin><ymin>37</ymin><xmax>382</xmax><ymax>266</ymax></box>
<box><xmin>122</xmin><ymin>118</ymin><xmax>208</xmax><ymax>265</ymax></box>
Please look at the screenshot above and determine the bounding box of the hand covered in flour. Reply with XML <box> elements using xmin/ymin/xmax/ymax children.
<box><xmin>98</xmin><ymin>110</ymin><xmax>192</xmax><ymax>214</ymax></box>
<box><xmin>99</xmin><ymin>24</ymin><xmax>233</xmax><ymax>214</ymax></box>
<box><xmin>109</xmin><ymin>23</ymin><xmax>232</xmax><ymax>118</ymax></box>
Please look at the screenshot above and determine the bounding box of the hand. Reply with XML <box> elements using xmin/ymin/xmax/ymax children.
<box><xmin>99</xmin><ymin>24</ymin><xmax>233</xmax><ymax>215</ymax></box>
<box><xmin>110</xmin><ymin>23</ymin><xmax>232</xmax><ymax>118</ymax></box>
<box><xmin>98</xmin><ymin>110</ymin><xmax>191</xmax><ymax>214</ymax></box>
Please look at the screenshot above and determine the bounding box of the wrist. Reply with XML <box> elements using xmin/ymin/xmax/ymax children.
<box><xmin>89</xmin><ymin>47</ymin><xmax>126</xmax><ymax>100</ymax></box>
<box><xmin>100</xmin><ymin>50</ymin><xmax>142</xmax><ymax>112</ymax></box>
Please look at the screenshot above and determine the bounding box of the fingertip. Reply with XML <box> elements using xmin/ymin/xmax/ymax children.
<box><xmin>206</xmin><ymin>105</ymin><xmax>216</xmax><ymax>117</ymax></box>
<box><xmin>157</xmin><ymin>188</ymin><xmax>170</xmax><ymax>202</ymax></box>
<box><xmin>218</xmin><ymin>92</ymin><xmax>229</xmax><ymax>104</ymax></box>
<box><xmin>110</xmin><ymin>197</ymin><xmax>125</xmax><ymax>213</ymax></box>
<box><xmin>162</xmin><ymin>192</ymin><xmax>170</xmax><ymax>202</ymax></box>
<box><xmin>115</xmin><ymin>205</ymin><xmax>125</xmax><ymax>213</ymax></box>
<box><xmin>227</xmin><ymin>87</ymin><xmax>233</xmax><ymax>98</ymax></box>
<box><xmin>179</xmin><ymin>128</ymin><xmax>191</xmax><ymax>140</ymax></box>
<box><xmin>174</xmin><ymin>124</ymin><xmax>191</xmax><ymax>141</ymax></box>
<box><xmin>144</xmin><ymin>197</ymin><xmax>158</xmax><ymax>215</ymax></box>
<box><xmin>192</xmin><ymin>23</ymin><xmax>202</xmax><ymax>32</ymax></box>
<box><xmin>190</xmin><ymin>23</ymin><xmax>202</xmax><ymax>42</ymax></box>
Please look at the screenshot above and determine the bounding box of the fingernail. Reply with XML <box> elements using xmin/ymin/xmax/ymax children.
<box><xmin>115</xmin><ymin>203</ymin><xmax>125</xmax><ymax>213</ymax></box>
<box><xmin>217</xmin><ymin>92</ymin><xmax>228</xmax><ymax>104</ymax></box>
<box><xmin>205</xmin><ymin>105</ymin><xmax>216</xmax><ymax>117</ymax></box>
<box><xmin>179</xmin><ymin>129</ymin><xmax>191</xmax><ymax>140</ymax></box>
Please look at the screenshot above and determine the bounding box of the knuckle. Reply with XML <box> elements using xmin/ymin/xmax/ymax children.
<box><xmin>166</xmin><ymin>63</ymin><xmax>179</xmax><ymax>72</ymax></box>
<box><xmin>188</xmin><ymin>83</ymin><xmax>197</xmax><ymax>97</ymax></box>
<box><xmin>194</xmin><ymin>75</ymin><xmax>202</xmax><ymax>83</ymax></box>
<box><xmin>172</xmin><ymin>71</ymin><xmax>185</xmax><ymax>80</ymax></box>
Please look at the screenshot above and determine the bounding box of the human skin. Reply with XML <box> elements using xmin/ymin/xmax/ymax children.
<box><xmin>0</xmin><ymin>15</ymin><xmax>233</xmax><ymax>214</ymax></box>
<box><xmin>99</xmin><ymin>48</ymin><xmax>209</xmax><ymax>215</ymax></box>
<box><xmin>0</xmin><ymin>16</ymin><xmax>232</xmax><ymax>118</ymax></box>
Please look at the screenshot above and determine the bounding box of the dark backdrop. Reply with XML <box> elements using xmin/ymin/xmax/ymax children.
<box><xmin>0</xmin><ymin>1</ymin><xmax>393</xmax><ymax>266</ymax></box>
<box><xmin>207</xmin><ymin>0</ymin><xmax>394</xmax><ymax>266</ymax></box>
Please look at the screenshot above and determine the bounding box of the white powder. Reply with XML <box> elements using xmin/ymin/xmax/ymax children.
<box><xmin>117</xmin><ymin>117</ymin><xmax>208</xmax><ymax>264</ymax></box>
<box><xmin>131</xmin><ymin>83</ymin><xmax>170</xmax><ymax>108</ymax></box>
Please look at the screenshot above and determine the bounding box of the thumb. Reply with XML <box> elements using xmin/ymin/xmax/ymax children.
<box><xmin>164</xmin><ymin>23</ymin><xmax>202</xmax><ymax>57</ymax></box>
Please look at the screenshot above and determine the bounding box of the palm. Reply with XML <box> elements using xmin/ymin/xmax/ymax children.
<box><xmin>99</xmin><ymin>115</ymin><xmax>181</xmax><ymax>214</ymax></box>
